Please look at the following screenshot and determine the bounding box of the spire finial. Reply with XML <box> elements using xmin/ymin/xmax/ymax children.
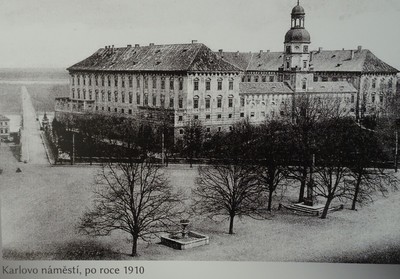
<box><xmin>297</xmin><ymin>0</ymin><xmax>300</xmax><ymax>5</ymax></box>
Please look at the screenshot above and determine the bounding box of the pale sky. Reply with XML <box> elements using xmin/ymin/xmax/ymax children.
<box><xmin>0</xmin><ymin>0</ymin><xmax>399</xmax><ymax>70</ymax></box>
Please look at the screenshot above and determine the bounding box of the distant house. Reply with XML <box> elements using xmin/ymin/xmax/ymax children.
<box><xmin>0</xmin><ymin>115</ymin><xmax>10</xmax><ymax>140</ymax></box>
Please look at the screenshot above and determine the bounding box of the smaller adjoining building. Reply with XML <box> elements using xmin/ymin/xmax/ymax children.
<box><xmin>0</xmin><ymin>115</ymin><xmax>10</xmax><ymax>140</ymax></box>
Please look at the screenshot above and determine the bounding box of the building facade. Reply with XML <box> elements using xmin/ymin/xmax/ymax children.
<box><xmin>0</xmin><ymin>115</ymin><xmax>10</xmax><ymax>140</ymax></box>
<box><xmin>56</xmin><ymin>2</ymin><xmax>398</xmax><ymax>134</ymax></box>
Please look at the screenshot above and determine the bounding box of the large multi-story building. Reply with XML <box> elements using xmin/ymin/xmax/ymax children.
<box><xmin>0</xmin><ymin>115</ymin><xmax>10</xmax><ymax>140</ymax></box>
<box><xmin>55</xmin><ymin>2</ymin><xmax>398</xmax><ymax>134</ymax></box>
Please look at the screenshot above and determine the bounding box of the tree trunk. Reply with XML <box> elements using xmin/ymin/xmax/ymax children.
<box><xmin>351</xmin><ymin>172</ymin><xmax>363</xmax><ymax>210</ymax></box>
<box><xmin>320</xmin><ymin>196</ymin><xmax>333</xmax><ymax>219</ymax></box>
<box><xmin>267</xmin><ymin>188</ymin><xmax>273</xmax><ymax>211</ymax></box>
<box><xmin>131</xmin><ymin>236</ymin><xmax>138</xmax><ymax>257</ymax></box>
<box><xmin>298</xmin><ymin>167</ymin><xmax>307</xmax><ymax>203</ymax></box>
<box><xmin>228</xmin><ymin>214</ymin><xmax>235</xmax><ymax>234</ymax></box>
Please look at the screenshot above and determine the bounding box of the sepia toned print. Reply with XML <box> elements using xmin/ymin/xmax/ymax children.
<box><xmin>1</xmin><ymin>0</ymin><xmax>400</xmax><ymax>265</ymax></box>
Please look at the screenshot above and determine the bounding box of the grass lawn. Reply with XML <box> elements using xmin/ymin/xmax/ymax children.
<box><xmin>1</xmin><ymin>146</ymin><xmax>400</xmax><ymax>262</ymax></box>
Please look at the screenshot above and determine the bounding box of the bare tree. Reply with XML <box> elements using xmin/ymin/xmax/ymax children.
<box><xmin>79</xmin><ymin>159</ymin><xmax>184</xmax><ymax>257</ymax></box>
<box><xmin>192</xmin><ymin>121</ymin><xmax>264</xmax><ymax>234</ymax></box>
<box><xmin>256</xmin><ymin>120</ymin><xmax>290</xmax><ymax>211</ymax></box>
<box><xmin>313</xmin><ymin>118</ymin><xmax>354</xmax><ymax>219</ymax></box>
<box><xmin>193</xmin><ymin>164</ymin><xmax>263</xmax><ymax>234</ymax></box>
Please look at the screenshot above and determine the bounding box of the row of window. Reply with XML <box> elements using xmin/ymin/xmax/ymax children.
<box><xmin>72</xmin><ymin>75</ymin><xmax>184</xmax><ymax>91</ymax></box>
<box><xmin>193</xmin><ymin>79</ymin><xmax>234</xmax><ymax>91</ymax></box>
<box><xmin>0</xmin><ymin>128</ymin><xmax>8</xmax><ymax>134</ymax></box>
<box><xmin>242</xmin><ymin>75</ymin><xmax>276</xmax><ymax>83</ymax></box>
<box><xmin>0</xmin><ymin>121</ymin><xmax>8</xmax><ymax>126</ymax></box>
<box><xmin>72</xmin><ymin>88</ymin><xmax>241</xmax><ymax>109</ymax></box>
<box><xmin>370</xmin><ymin>94</ymin><xmax>384</xmax><ymax>103</ymax></box>
<box><xmin>285</xmin><ymin>45</ymin><xmax>309</xmax><ymax>54</ymax></box>
<box><xmin>178</xmin><ymin>113</ymin><xmax>236</xmax><ymax>122</ymax></box>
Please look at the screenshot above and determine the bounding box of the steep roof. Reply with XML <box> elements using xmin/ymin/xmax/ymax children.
<box><xmin>240</xmin><ymin>82</ymin><xmax>293</xmax><ymax>94</ymax></box>
<box><xmin>219</xmin><ymin>49</ymin><xmax>398</xmax><ymax>74</ymax></box>
<box><xmin>310</xmin><ymin>49</ymin><xmax>398</xmax><ymax>73</ymax></box>
<box><xmin>68</xmin><ymin>43</ymin><xmax>241</xmax><ymax>73</ymax></box>
<box><xmin>0</xmin><ymin>115</ymin><xmax>10</xmax><ymax>121</ymax></box>
<box><xmin>308</xmin><ymin>82</ymin><xmax>357</xmax><ymax>93</ymax></box>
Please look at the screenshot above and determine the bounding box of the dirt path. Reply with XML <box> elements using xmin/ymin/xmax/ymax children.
<box><xmin>20</xmin><ymin>86</ymin><xmax>48</xmax><ymax>165</ymax></box>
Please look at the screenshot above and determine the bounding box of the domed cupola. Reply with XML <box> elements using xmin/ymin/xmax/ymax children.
<box><xmin>284</xmin><ymin>1</ymin><xmax>311</xmax><ymax>44</ymax></box>
<box><xmin>282</xmin><ymin>0</ymin><xmax>313</xmax><ymax>88</ymax></box>
<box><xmin>292</xmin><ymin>4</ymin><xmax>305</xmax><ymax>16</ymax></box>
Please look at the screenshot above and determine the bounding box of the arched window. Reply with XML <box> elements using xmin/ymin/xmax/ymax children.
<box><xmin>229</xmin><ymin>78</ymin><xmax>234</xmax><ymax>90</ymax></box>
<box><xmin>302</xmin><ymin>79</ymin><xmax>307</xmax><ymax>90</ymax></box>
<box><xmin>89</xmin><ymin>90</ymin><xmax>92</xmax><ymax>100</ymax></box>
<box><xmin>121</xmin><ymin>76</ymin><xmax>125</xmax><ymax>88</ymax></box>
<box><xmin>128</xmin><ymin>92</ymin><xmax>133</xmax><ymax>104</ymax></box>
<box><xmin>101</xmin><ymin>90</ymin><xmax>105</xmax><ymax>102</ymax></box>
<box><xmin>178</xmin><ymin>96</ymin><xmax>183</xmax><ymax>108</ymax></box>
<box><xmin>161</xmin><ymin>94</ymin><xmax>165</xmax><ymax>107</ymax></box>
<box><xmin>228</xmin><ymin>94</ymin><xmax>234</xmax><ymax>108</ymax></box>
<box><xmin>121</xmin><ymin>92</ymin><xmax>125</xmax><ymax>103</ymax></box>
<box><xmin>136</xmin><ymin>76</ymin><xmax>140</xmax><ymax>88</ymax></box>
<box><xmin>107</xmin><ymin>91</ymin><xmax>111</xmax><ymax>102</ymax></box>
<box><xmin>152</xmin><ymin>76</ymin><xmax>157</xmax><ymax>89</ymax></box>
<box><xmin>152</xmin><ymin>94</ymin><xmax>157</xmax><ymax>106</ymax></box>
<box><xmin>193</xmin><ymin>95</ymin><xmax>199</xmax><ymax>109</ymax></box>
<box><xmin>72</xmin><ymin>88</ymin><xmax>75</xmax><ymax>99</ymax></box>
<box><xmin>114</xmin><ymin>91</ymin><xmax>118</xmax><ymax>102</ymax></box>
<box><xmin>95</xmin><ymin>90</ymin><xmax>99</xmax><ymax>101</ymax></box>
<box><xmin>205</xmin><ymin>95</ymin><xmax>211</xmax><ymax>109</ymax></box>
<box><xmin>170</xmin><ymin>78</ymin><xmax>174</xmax><ymax>90</ymax></box>
<box><xmin>169</xmin><ymin>96</ymin><xmax>174</xmax><ymax>108</ymax></box>
<box><xmin>206</xmin><ymin>78</ymin><xmax>211</xmax><ymax>91</ymax></box>
<box><xmin>217</xmin><ymin>95</ymin><xmax>222</xmax><ymax>108</ymax></box>
<box><xmin>129</xmin><ymin>76</ymin><xmax>133</xmax><ymax>88</ymax></box>
<box><xmin>194</xmin><ymin>78</ymin><xmax>199</xmax><ymax>91</ymax></box>
<box><xmin>372</xmin><ymin>78</ymin><xmax>377</xmax><ymax>89</ymax></box>
<box><xmin>77</xmin><ymin>88</ymin><xmax>80</xmax><ymax>99</ymax></box>
<box><xmin>240</xmin><ymin>97</ymin><xmax>245</xmax><ymax>107</ymax></box>
<box><xmin>161</xmin><ymin>78</ymin><xmax>166</xmax><ymax>90</ymax></box>
<box><xmin>83</xmin><ymin>89</ymin><xmax>86</xmax><ymax>100</ymax></box>
<box><xmin>217</xmin><ymin>78</ymin><xmax>223</xmax><ymax>90</ymax></box>
<box><xmin>179</xmin><ymin>78</ymin><xmax>183</xmax><ymax>90</ymax></box>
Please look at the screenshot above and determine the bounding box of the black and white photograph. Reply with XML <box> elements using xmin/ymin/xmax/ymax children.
<box><xmin>0</xmin><ymin>0</ymin><xmax>400</xmax><ymax>278</ymax></box>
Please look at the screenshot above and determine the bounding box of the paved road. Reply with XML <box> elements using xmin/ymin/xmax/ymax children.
<box><xmin>20</xmin><ymin>86</ymin><xmax>48</xmax><ymax>165</ymax></box>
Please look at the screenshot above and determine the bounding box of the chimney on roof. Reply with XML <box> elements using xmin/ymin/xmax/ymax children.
<box><xmin>350</xmin><ymin>50</ymin><xmax>354</xmax><ymax>60</ymax></box>
<box><xmin>357</xmin><ymin>45</ymin><xmax>362</xmax><ymax>52</ymax></box>
<box><xmin>318</xmin><ymin>47</ymin><xmax>323</xmax><ymax>53</ymax></box>
<box><xmin>267</xmin><ymin>50</ymin><xmax>270</xmax><ymax>53</ymax></box>
<box><xmin>135</xmin><ymin>44</ymin><xmax>140</xmax><ymax>48</ymax></box>
<box><xmin>342</xmin><ymin>48</ymin><xmax>345</xmax><ymax>50</ymax></box>
<box><xmin>219</xmin><ymin>49</ymin><xmax>223</xmax><ymax>58</ymax></box>
<box><xmin>236</xmin><ymin>51</ymin><xmax>239</xmax><ymax>57</ymax></box>
<box><xmin>259</xmin><ymin>50</ymin><xmax>263</xmax><ymax>57</ymax></box>
<box><xmin>191</xmin><ymin>40</ymin><xmax>198</xmax><ymax>44</ymax></box>
<box><xmin>127</xmin><ymin>44</ymin><xmax>132</xmax><ymax>48</ymax></box>
<box><xmin>149</xmin><ymin>43</ymin><xmax>154</xmax><ymax>46</ymax></box>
